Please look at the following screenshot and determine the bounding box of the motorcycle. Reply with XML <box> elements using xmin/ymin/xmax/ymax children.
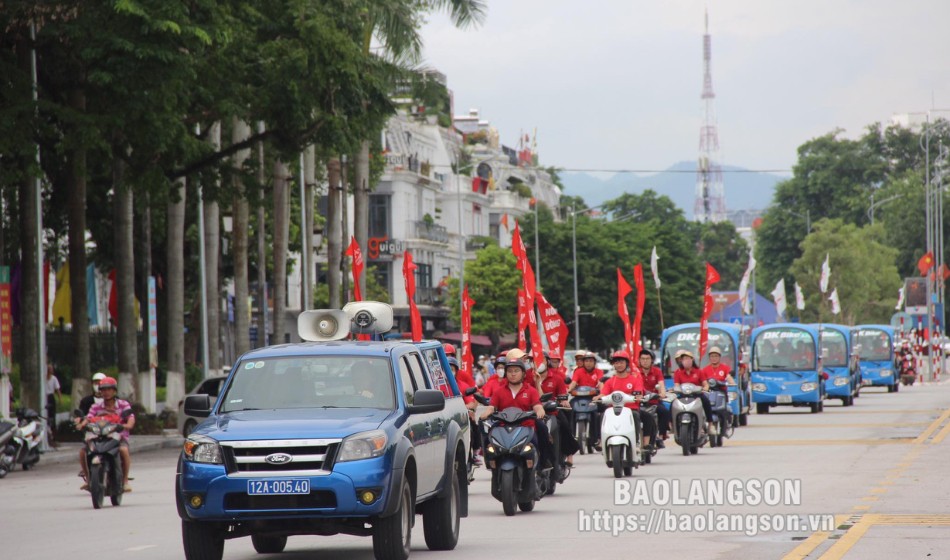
<box><xmin>0</xmin><ymin>408</ymin><xmax>46</xmax><ymax>476</ymax></box>
<box><xmin>639</xmin><ymin>395</ymin><xmax>661</xmax><ymax>464</ymax></box>
<box><xmin>570</xmin><ymin>386</ymin><xmax>599</xmax><ymax>455</ymax></box>
<box><xmin>899</xmin><ymin>356</ymin><xmax>917</xmax><ymax>387</ymax></box>
<box><xmin>670</xmin><ymin>383</ymin><xmax>709</xmax><ymax>456</ymax></box>
<box><xmin>0</xmin><ymin>418</ymin><xmax>16</xmax><ymax>478</ymax></box>
<box><xmin>543</xmin><ymin>395</ymin><xmax>572</xmax><ymax>494</ymax></box>
<box><xmin>706</xmin><ymin>379</ymin><xmax>734</xmax><ymax>447</ymax></box>
<box><xmin>78</xmin><ymin>407</ymin><xmax>133</xmax><ymax>509</ymax></box>
<box><xmin>599</xmin><ymin>391</ymin><xmax>656</xmax><ymax>478</ymax></box>
<box><xmin>475</xmin><ymin>393</ymin><xmax>554</xmax><ymax>516</ymax></box>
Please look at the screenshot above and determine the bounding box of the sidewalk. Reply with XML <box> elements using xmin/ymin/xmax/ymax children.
<box><xmin>40</xmin><ymin>430</ymin><xmax>183</xmax><ymax>466</ymax></box>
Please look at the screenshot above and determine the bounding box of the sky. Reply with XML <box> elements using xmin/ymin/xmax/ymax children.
<box><xmin>419</xmin><ymin>0</ymin><xmax>950</xmax><ymax>175</ymax></box>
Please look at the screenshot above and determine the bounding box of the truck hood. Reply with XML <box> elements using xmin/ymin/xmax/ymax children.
<box><xmin>196</xmin><ymin>408</ymin><xmax>395</xmax><ymax>442</ymax></box>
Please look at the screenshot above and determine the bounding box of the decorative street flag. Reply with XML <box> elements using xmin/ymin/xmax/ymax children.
<box><xmin>633</xmin><ymin>264</ymin><xmax>646</xmax><ymax>358</ymax></box>
<box><xmin>829</xmin><ymin>288</ymin><xmax>841</xmax><ymax>315</ymax></box>
<box><xmin>402</xmin><ymin>251</ymin><xmax>422</xmax><ymax>341</ymax></box>
<box><xmin>698</xmin><ymin>263</ymin><xmax>721</xmax><ymax>360</ymax></box>
<box><xmin>511</xmin><ymin>222</ymin><xmax>536</xmax><ymax>303</ymax></box>
<box><xmin>794</xmin><ymin>282</ymin><xmax>805</xmax><ymax>311</ymax></box>
<box><xmin>344</xmin><ymin>236</ymin><xmax>364</xmax><ymax>303</ymax></box>
<box><xmin>460</xmin><ymin>286</ymin><xmax>475</xmax><ymax>382</ymax></box>
<box><xmin>918</xmin><ymin>252</ymin><xmax>935</xmax><ymax>276</ymax></box>
<box><xmin>617</xmin><ymin>268</ymin><xmax>634</xmax><ymax>356</ymax></box>
<box><xmin>650</xmin><ymin>246</ymin><xmax>661</xmax><ymax>289</ymax></box>
<box><xmin>771</xmin><ymin>278</ymin><xmax>787</xmax><ymax>320</ymax></box>
<box><xmin>527</xmin><ymin>300</ymin><xmax>545</xmax><ymax>370</ymax></box>
<box><xmin>738</xmin><ymin>251</ymin><xmax>757</xmax><ymax>315</ymax></box>
<box><xmin>896</xmin><ymin>287</ymin><xmax>905</xmax><ymax>311</ymax></box>
<box><xmin>819</xmin><ymin>254</ymin><xmax>831</xmax><ymax>294</ymax></box>
<box><xmin>517</xmin><ymin>289</ymin><xmax>528</xmax><ymax>351</ymax></box>
<box><xmin>537</xmin><ymin>292</ymin><xmax>568</xmax><ymax>360</ymax></box>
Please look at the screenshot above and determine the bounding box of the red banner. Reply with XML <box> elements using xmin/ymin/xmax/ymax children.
<box><xmin>402</xmin><ymin>251</ymin><xmax>422</xmax><ymax>342</ymax></box>
<box><xmin>617</xmin><ymin>268</ymin><xmax>633</xmax><ymax>355</ymax></box>
<box><xmin>632</xmin><ymin>263</ymin><xmax>646</xmax><ymax>359</ymax></box>
<box><xmin>460</xmin><ymin>286</ymin><xmax>476</xmax><ymax>383</ymax></box>
<box><xmin>344</xmin><ymin>236</ymin><xmax>364</xmax><ymax>303</ymax></box>
<box><xmin>511</xmin><ymin>222</ymin><xmax>536</xmax><ymax>304</ymax></box>
<box><xmin>0</xmin><ymin>266</ymin><xmax>11</xmax><ymax>373</ymax></box>
<box><xmin>527</xmin><ymin>302</ymin><xmax>545</xmax><ymax>370</ymax></box>
<box><xmin>537</xmin><ymin>292</ymin><xmax>568</xmax><ymax>359</ymax></box>
<box><xmin>698</xmin><ymin>262</ymin><xmax>721</xmax><ymax>360</ymax></box>
<box><xmin>517</xmin><ymin>289</ymin><xmax>528</xmax><ymax>351</ymax></box>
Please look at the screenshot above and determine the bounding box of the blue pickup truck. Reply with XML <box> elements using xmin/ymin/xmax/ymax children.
<box><xmin>175</xmin><ymin>302</ymin><xmax>471</xmax><ymax>560</ymax></box>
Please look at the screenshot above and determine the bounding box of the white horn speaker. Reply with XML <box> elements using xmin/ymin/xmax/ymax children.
<box><xmin>297</xmin><ymin>309</ymin><xmax>349</xmax><ymax>342</ymax></box>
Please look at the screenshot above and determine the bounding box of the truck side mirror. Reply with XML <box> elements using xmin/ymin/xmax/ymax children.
<box><xmin>184</xmin><ymin>395</ymin><xmax>212</xmax><ymax>418</ymax></box>
<box><xmin>406</xmin><ymin>389</ymin><xmax>445</xmax><ymax>415</ymax></box>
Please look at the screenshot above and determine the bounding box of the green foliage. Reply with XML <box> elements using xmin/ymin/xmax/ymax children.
<box><xmin>789</xmin><ymin>219</ymin><xmax>900</xmax><ymax>324</ymax></box>
<box><xmin>687</xmin><ymin>221</ymin><xmax>751</xmax><ymax>290</ymax></box>
<box><xmin>313</xmin><ymin>265</ymin><xmax>391</xmax><ymax>308</ymax></box>
<box><xmin>447</xmin><ymin>245</ymin><xmax>522</xmax><ymax>349</ymax></box>
<box><xmin>511</xmin><ymin>182</ymin><xmax>533</xmax><ymax>199</ymax></box>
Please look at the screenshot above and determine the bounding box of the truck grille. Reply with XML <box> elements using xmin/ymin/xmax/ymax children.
<box><xmin>224</xmin><ymin>491</ymin><xmax>337</xmax><ymax>511</ymax></box>
<box><xmin>222</xmin><ymin>439</ymin><xmax>342</xmax><ymax>477</ymax></box>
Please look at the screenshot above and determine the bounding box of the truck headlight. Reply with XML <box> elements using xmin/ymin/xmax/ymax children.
<box><xmin>801</xmin><ymin>383</ymin><xmax>817</xmax><ymax>392</ymax></box>
<box><xmin>880</xmin><ymin>369</ymin><xmax>893</xmax><ymax>377</ymax></box>
<box><xmin>752</xmin><ymin>383</ymin><xmax>767</xmax><ymax>392</ymax></box>
<box><xmin>338</xmin><ymin>430</ymin><xmax>388</xmax><ymax>462</ymax></box>
<box><xmin>833</xmin><ymin>377</ymin><xmax>849</xmax><ymax>387</ymax></box>
<box><xmin>183</xmin><ymin>435</ymin><xmax>223</xmax><ymax>464</ymax></box>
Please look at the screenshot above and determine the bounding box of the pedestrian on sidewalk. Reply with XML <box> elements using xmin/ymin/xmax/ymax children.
<box><xmin>45</xmin><ymin>363</ymin><xmax>61</xmax><ymax>447</ymax></box>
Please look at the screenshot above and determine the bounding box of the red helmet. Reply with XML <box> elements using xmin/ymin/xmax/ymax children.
<box><xmin>544</xmin><ymin>350</ymin><xmax>562</xmax><ymax>361</ymax></box>
<box><xmin>98</xmin><ymin>376</ymin><xmax>118</xmax><ymax>391</ymax></box>
<box><xmin>610</xmin><ymin>350</ymin><xmax>631</xmax><ymax>363</ymax></box>
<box><xmin>442</xmin><ymin>343</ymin><xmax>457</xmax><ymax>356</ymax></box>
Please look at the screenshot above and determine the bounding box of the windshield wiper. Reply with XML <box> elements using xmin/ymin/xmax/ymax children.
<box><xmin>225</xmin><ymin>407</ymin><xmax>260</xmax><ymax>412</ymax></box>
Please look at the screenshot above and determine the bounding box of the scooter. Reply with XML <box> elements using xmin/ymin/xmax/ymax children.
<box><xmin>670</xmin><ymin>383</ymin><xmax>709</xmax><ymax>456</ymax></box>
<box><xmin>0</xmin><ymin>418</ymin><xmax>16</xmax><ymax>478</ymax></box>
<box><xmin>0</xmin><ymin>408</ymin><xmax>46</xmax><ymax>475</ymax></box>
<box><xmin>899</xmin><ymin>357</ymin><xmax>917</xmax><ymax>386</ymax></box>
<box><xmin>79</xmin><ymin>407</ymin><xmax>132</xmax><ymax>509</ymax></box>
<box><xmin>599</xmin><ymin>391</ymin><xmax>653</xmax><ymax>478</ymax></box>
<box><xmin>639</xmin><ymin>395</ymin><xmax>661</xmax><ymax>464</ymax></box>
<box><xmin>543</xmin><ymin>395</ymin><xmax>573</xmax><ymax>494</ymax></box>
<box><xmin>570</xmin><ymin>386</ymin><xmax>599</xmax><ymax>455</ymax></box>
<box><xmin>706</xmin><ymin>379</ymin><xmax>734</xmax><ymax>447</ymax></box>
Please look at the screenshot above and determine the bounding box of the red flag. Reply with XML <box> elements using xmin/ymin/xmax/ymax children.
<box><xmin>537</xmin><ymin>292</ymin><xmax>568</xmax><ymax>359</ymax></box>
<box><xmin>402</xmin><ymin>252</ymin><xmax>422</xmax><ymax>342</ymax></box>
<box><xmin>517</xmin><ymin>289</ymin><xmax>528</xmax><ymax>351</ymax></box>
<box><xmin>617</xmin><ymin>268</ymin><xmax>633</xmax><ymax>355</ymax></box>
<box><xmin>941</xmin><ymin>263</ymin><xmax>950</xmax><ymax>281</ymax></box>
<box><xmin>632</xmin><ymin>264</ymin><xmax>646</xmax><ymax>358</ymax></box>
<box><xmin>344</xmin><ymin>236</ymin><xmax>364</xmax><ymax>303</ymax></box>
<box><xmin>527</xmin><ymin>301</ymin><xmax>545</xmax><ymax>370</ymax></box>
<box><xmin>460</xmin><ymin>286</ymin><xmax>476</xmax><ymax>383</ymax></box>
<box><xmin>501</xmin><ymin>213</ymin><xmax>510</xmax><ymax>232</ymax></box>
<box><xmin>918</xmin><ymin>252</ymin><xmax>935</xmax><ymax>276</ymax></box>
<box><xmin>698</xmin><ymin>263</ymin><xmax>721</xmax><ymax>359</ymax></box>
<box><xmin>511</xmin><ymin>222</ymin><xmax>536</xmax><ymax>303</ymax></box>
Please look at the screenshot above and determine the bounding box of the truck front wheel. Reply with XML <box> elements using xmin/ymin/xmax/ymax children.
<box><xmin>373</xmin><ymin>480</ymin><xmax>413</xmax><ymax>560</ymax></box>
<box><xmin>251</xmin><ymin>535</ymin><xmax>287</xmax><ymax>554</ymax></box>
<box><xmin>182</xmin><ymin>521</ymin><xmax>224</xmax><ymax>560</ymax></box>
<box><xmin>422</xmin><ymin>456</ymin><xmax>460</xmax><ymax>550</ymax></box>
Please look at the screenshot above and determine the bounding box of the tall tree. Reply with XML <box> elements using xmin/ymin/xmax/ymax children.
<box><xmin>232</xmin><ymin>119</ymin><xmax>252</xmax><ymax>358</ymax></box>
<box><xmin>448</xmin><ymin>244</ymin><xmax>521</xmax><ymax>350</ymax></box>
<box><xmin>165</xmin><ymin>178</ymin><xmax>186</xmax><ymax>408</ymax></box>
<box><xmin>272</xmin><ymin>160</ymin><xmax>290</xmax><ymax>344</ymax></box>
<box><xmin>113</xmin><ymin>161</ymin><xmax>137</xmax><ymax>397</ymax></box>
<box><xmin>204</xmin><ymin>123</ymin><xmax>222</xmax><ymax>373</ymax></box>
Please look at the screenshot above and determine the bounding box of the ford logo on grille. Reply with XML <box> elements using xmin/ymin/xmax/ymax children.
<box><xmin>264</xmin><ymin>453</ymin><xmax>293</xmax><ymax>465</ymax></box>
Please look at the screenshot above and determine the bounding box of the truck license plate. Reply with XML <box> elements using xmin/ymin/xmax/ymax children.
<box><xmin>247</xmin><ymin>479</ymin><xmax>311</xmax><ymax>495</ymax></box>
<box><xmin>776</xmin><ymin>395</ymin><xmax>792</xmax><ymax>404</ymax></box>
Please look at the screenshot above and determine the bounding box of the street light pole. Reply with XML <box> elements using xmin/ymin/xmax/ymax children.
<box><xmin>195</xmin><ymin>124</ymin><xmax>210</xmax><ymax>381</ymax></box>
<box><xmin>571</xmin><ymin>206</ymin><xmax>580</xmax><ymax>350</ymax></box>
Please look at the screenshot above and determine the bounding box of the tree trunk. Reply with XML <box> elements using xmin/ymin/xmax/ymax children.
<box><xmin>303</xmin><ymin>145</ymin><xmax>316</xmax><ymax>309</ymax></box>
<box><xmin>256</xmin><ymin>123</ymin><xmax>268</xmax><ymax>347</ymax></box>
<box><xmin>272</xmin><ymin>160</ymin><xmax>290</xmax><ymax>343</ymax></box>
<box><xmin>205</xmin><ymin>122</ymin><xmax>222</xmax><ymax>373</ymax></box>
<box><xmin>232</xmin><ymin>119</ymin><xmax>251</xmax><ymax>358</ymax></box>
<box><xmin>67</xmin><ymin>88</ymin><xmax>91</xmax><ymax>406</ymax></box>
<box><xmin>134</xmin><ymin>192</ymin><xmax>152</xmax><ymax>410</ymax></box>
<box><xmin>165</xmin><ymin>178</ymin><xmax>186</xmax><ymax>409</ymax></box>
<box><xmin>327</xmin><ymin>158</ymin><xmax>342</xmax><ymax>309</ymax></box>
<box><xmin>18</xmin><ymin>168</ymin><xmax>40</xmax><ymax>412</ymax></box>
<box><xmin>354</xmin><ymin>140</ymin><xmax>371</xmax><ymax>299</ymax></box>
<box><xmin>114</xmin><ymin>160</ymin><xmax>137</xmax><ymax>401</ymax></box>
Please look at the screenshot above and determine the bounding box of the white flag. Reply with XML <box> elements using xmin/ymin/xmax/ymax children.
<box><xmin>794</xmin><ymin>282</ymin><xmax>805</xmax><ymax>311</ymax></box>
<box><xmin>895</xmin><ymin>287</ymin><xmax>905</xmax><ymax>311</ymax></box>
<box><xmin>829</xmin><ymin>288</ymin><xmax>841</xmax><ymax>315</ymax></box>
<box><xmin>819</xmin><ymin>254</ymin><xmax>831</xmax><ymax>294</ymax></box>
<box><xmin>771</xmin><ymin>278</ymin><xmax>787</xmax><ymax>319</ymax></box>
<box><xmin>650</xmin><ymin>246</ymin><xmax>660</xmax><ymax>289</ymax></box>
<box><xmin>738</xmin><ymin>251</ymin><xmax>757</xmax><ymax>315</ymax></box>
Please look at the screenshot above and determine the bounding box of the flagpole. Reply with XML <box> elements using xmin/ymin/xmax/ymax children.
<box><xmin>656</xmin><ymin>286</ymin><xmax>665</xmax><ymax>331</ymax></box>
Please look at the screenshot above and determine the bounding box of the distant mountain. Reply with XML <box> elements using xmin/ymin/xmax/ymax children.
<box><xmin>561</xmin><ymin>161</ymin><xmax>787</xmax><ymax>218</ymax></box>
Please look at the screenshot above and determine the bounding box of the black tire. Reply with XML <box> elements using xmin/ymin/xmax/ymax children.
<box><xmin>518</xmin><ymin>500</ymin><xmax>535</xmax><ymax>512</ymax></box>
<box><xmin>690</xmin><ymin>445</ymin><xmax>698</xmax><ymax>455</ymax></box>
<box><xmin>818</xmin><ymin>401</ymin><xmax>824</xmax><ymax>412</ymax></box>
<box><xmin>422</xmin><ymin>455</ymin><xmax>461</xmax><ymax>551</ymax></box>
<box><xmin>110</xmin><ymin>465</ymin><xmax>124</xmax><ymax>506</ymax></box>
<box><xmin>251</xmin><ymin>536</ymin><xmax>287</xmax><ymax>554</ymax></box>
<box><xmin>90</xmin><ymin>464</ymin><xmax>104</xmax><ymax>509</ymax></box>
<box><xmin>111</xmin><ymin>490</ymin><xmax>123</xmax><ymax>506</ymax></box>
<box><xmin>810</xmin><ymin>402</ymin><xmax>820</xmax><ymax>413</ymax></box>
<box><xmin>183</xmin><ymin>419</ymin><xmax>198</xmax><ymax>437</ymax></box>
<box><xmin>893</xmin><ymin>383</ymin><xmax>899</xmax><ymax>393</ymax></box>
<box><xmin>644</xmin><ymin>452</ymin><xmax>651</xmax><ymax>464</ymax></box>
<box><xmin>500</xmin><ymin>470</ymin><xmax>517</xmax><ymax>516</ymax></box>
<box><xmin>611</xmin><ymin>446</ymin><xmax>623</xmax><ymax>478</ymax></box>
<box><xmin>679</xmin><ymin>424</ymin><xmax>691</xmax><ymax>457</ymax></box>
<box><xmin>756</xmin><ymin>403</ymin><xmax>770</xmax><ymax>414</ymax></box>
<box><xmin>182</xmin><ymin>521</ymin><xmax>224</xmax><ymax>560</ymax></box>
<box><xmin>739</xmin><ymin>413</ymin><xmax>749</xmax><ymax>426</ymax></box>
<box><xmin>576</xmin><ymin>420</ymin><xmax>587</xmax><ymax>455</ymax></box>
<box><xmin>623</xmin><ymin>465</ymin><xmax>633</xmax><ymax>476</ymax></box>
<box><xmin>373</xmin><ymin>480</ymin><xmax>412</xmax><ymax>560</ymax></box>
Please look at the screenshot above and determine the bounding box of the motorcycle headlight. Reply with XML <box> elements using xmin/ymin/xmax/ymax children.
<box><xmin>88</xmin><ymin>423</ymin><xmax>102</xmax><ymax>436</ymax></box>
<box><xmin>337</xmin><ymin>430</ymin><xmax>388</xmax><ymax>462</ymax></box>
<box><xmin>752</xmin><ymin>383</ymin><xmax>767</xmax><ymax>392</ymax></box>
<box><xmin>801</xmin><ymin>383</ymin><xmax>817</xmax><ymax>392</ymax></box>
<box><xmin>880</xmin><ymin>369</ymin><xmax>893</xmax><ymax>377</ymax></box>
<box><xmin>183</xmin><ymin>435</ymin><xmax>223</xmax><ymax>464</ymax></box>
<box><xmin>833</xmin><ymin>377</ymin><xmax>849</xmax><ymax>386</ymax></box>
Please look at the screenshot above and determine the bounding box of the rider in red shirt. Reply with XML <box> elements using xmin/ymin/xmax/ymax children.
<box><xmin>638</xmin><ymin>349</ymin><xmax>670</xmax><ymax>446</ymax></box>
<box><xmin>481</xmin><ymin>352</ymin><xmax>508</xmax><ymax>399</ymax></box>
<box><xmin>594</xmin><ymin>351</ymin><xmax>656</xmax><ymax>450</ymax></box>
<box><xmin>672</xmin><ymin>350</ymin><xmax>715</xmax><ymax>436</ymax></box>
<box><xmin>538</xmin><ymin>351</ymin><xmax>579</xmax><ymax>467</ymax></box>
<box><xmin>701</xmin><ymin>346</ymin><xmax>735</xmax><ymax>389</ymax></box>
<box><xmin>567</xmin><ymin>351</ymin><xmax>605</xmax><ymax>450</ymax></box>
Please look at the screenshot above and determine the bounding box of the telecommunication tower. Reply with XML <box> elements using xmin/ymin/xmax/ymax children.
<box><xmin>694</xmin><ymin>8</ymin><xmax>726</xmax><ymax>223</ymax></box>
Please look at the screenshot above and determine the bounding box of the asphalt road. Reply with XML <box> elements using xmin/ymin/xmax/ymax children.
<box><xmin>3</xmin><ymin>382</ymin><xmax>949</xmax><ymax>560</ymax></box>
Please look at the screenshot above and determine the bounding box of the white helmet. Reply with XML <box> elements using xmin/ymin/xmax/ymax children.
<box><xmin>92</xmin><ymin>372</ymin><xmax>107</xmax><ymax>382</ymax></box>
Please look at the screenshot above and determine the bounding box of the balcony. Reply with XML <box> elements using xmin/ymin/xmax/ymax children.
<box><xmin>415</xmin><ymin>286</ymin><xmax>443</xmax><ymax>306</ymax></box>
<box><xmin>413</xmin><ymin>220</ymin><xmax>449</xmax><ymax>244</ymax></box>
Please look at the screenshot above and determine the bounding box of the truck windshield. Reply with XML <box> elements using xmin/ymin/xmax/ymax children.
<box><xmin>852</xmin><ymin>329</ymin><xmax>891</xmax><ymax>361</ymax></box>
<box><xmin>820</xmin><ymin>329</ymin><xmax>848</xmax><ymax>367</ymax></box>
<box><xmin>754</xmin><ymin>328</ymin><xmax>816</xmax><ymax>371</ymax></box>
<box><xmin>219</xmin><ymin>356</ymin><xmax>396</xmax><ymax>412</ymax></box>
